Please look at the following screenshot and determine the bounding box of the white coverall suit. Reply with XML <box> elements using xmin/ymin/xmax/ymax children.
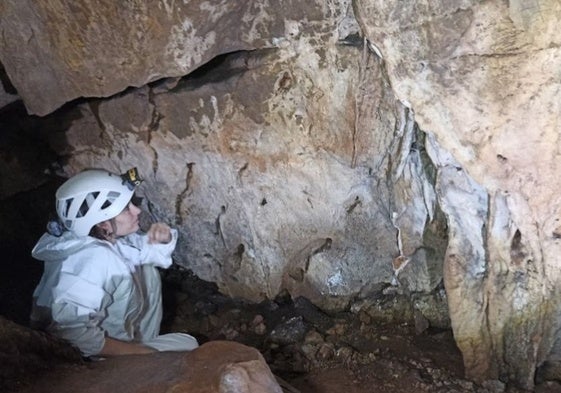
<box><xmin>30</xmin><ymin>228</ymin><xmax>198</xmax><ymax>356</ymax></box>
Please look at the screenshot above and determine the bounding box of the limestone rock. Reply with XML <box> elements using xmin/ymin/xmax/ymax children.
<box><xmin>53</xmin><ymin>42</ymin><xmax>446</xmax><ymax>313</ymax></box>
<box><xmin>0</xmin><ymin>0</ymin><xmax>332</xmax><ymax>116</ymax></box>
<box><xmin>354</xmin><ymin>0</ymin><xmax>561</xmax><ymax>387</ymax></box>
<box><xmin>0</xmin><ymin>0</ymin><xmax>446</xmax><ymax>319</ymax></box>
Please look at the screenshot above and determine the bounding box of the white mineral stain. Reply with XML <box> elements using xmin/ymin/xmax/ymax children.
<box><xmin>165</xmin><ymin>18</ymin><xmax>216</xmax><ymax>72</ymax></box>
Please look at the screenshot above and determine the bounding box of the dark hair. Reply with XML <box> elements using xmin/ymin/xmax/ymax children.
<box><xmin>89</xmin><ymin>218</ymin><xmax>117</xmax><ymax>241</ymax></box>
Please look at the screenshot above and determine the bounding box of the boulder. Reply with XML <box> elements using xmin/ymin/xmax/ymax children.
<box><xmin>14</xmin><ymin>339</ymin><xmax>282</xmax><ymax>393</ymax></box>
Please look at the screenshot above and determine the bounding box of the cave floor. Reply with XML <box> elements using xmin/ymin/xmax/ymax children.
<box><xmin>157</xmin><ymin>267</ymin><xmax>561</xmax><ymax>393</ymax></box>
<box><xmin>164</xmin><ymin>267</ymin><xmax>464</xmax><ymax>393</ymax></box>
<box><xmin>4</xmin><ymin>265</ymin><xmax>561</xmax><ymax>393</ymax></box>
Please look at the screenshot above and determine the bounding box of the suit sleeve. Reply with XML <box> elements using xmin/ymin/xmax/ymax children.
<box><xmin>124</xmin><ymin>229</ymin><xmax>178</xmax><ymax>268</ymax></box>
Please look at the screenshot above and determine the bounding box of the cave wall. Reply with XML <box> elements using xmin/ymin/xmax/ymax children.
<box><xmin>15</xmin><ymin>1</ymin><xmax>448</xmax><ymax>316</ymax></box>
<box><xmin>1</xmin><ymin>0</ymin><xmax>560</xmax><ymax>389</ymax></box>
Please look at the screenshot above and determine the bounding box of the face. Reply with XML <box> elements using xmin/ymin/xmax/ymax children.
<box><xmin>113</xmin><ymin>202</ymin><xmax>141</xmax><ymax>237</ymax></box>
<box><xmin>97</xmin><ymin>201</ymin><xmax>141</xmax><ymax>239</ymax></box>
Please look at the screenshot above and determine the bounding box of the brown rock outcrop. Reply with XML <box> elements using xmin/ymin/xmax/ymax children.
<box><xmin>15</xmin><ymin>340</ymin><xmax>282</xmax><ymax>393</ymax></box>
<box><xmin>0</xmin><ymin>0</ymin><xmax>320</xmax><ymax>116</ymax></box>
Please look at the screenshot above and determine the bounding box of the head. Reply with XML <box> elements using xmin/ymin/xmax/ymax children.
<box><xmin>55</xmin><ymin>168</ymin><xmax>143</xmax><ymax>241</ymax></box>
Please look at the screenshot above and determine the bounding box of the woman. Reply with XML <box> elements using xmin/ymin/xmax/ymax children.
<box><xmin>30</xmin><ymin>168</ymin><xmax>198</xmax><ymax>356</ymax></box>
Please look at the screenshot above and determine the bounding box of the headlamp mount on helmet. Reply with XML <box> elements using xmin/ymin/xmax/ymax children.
<box><xmin>120</xmin><ymin>167</ymin><xmax>143</xmax><ymax>191</ymax></box>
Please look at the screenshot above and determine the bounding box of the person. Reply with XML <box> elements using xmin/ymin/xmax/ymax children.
<box><xmin>30</xmin><ymin>167</ymin><xmax>199</xmax><ymax>357</ymax></box>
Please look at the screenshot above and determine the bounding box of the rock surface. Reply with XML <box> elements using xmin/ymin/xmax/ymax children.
<box><xmin>1</xmin><ymin>0</ymin><xmax>560</xmax><ymax>390</ymax></box>
<box><xmin>25</xmin><ymin>3</ymin><xmax>449</xmax><ymax>321</ymax></box>
<box><xmin>7</xmin><ymin>333</ymin><xmax>282</xmax><ymax>393</ymax></box>
<box><xmin>354</xmin><ymin>0</ymin><xmax>561</xmax><ymax>387</ymax></box>
<box><xmin>0</xmin><ymin>0</ymin><xmax>321</xmax><ymax>116</ymax></box>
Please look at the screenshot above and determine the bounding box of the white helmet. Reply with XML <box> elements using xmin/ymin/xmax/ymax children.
<box><xmin>55</xmin><ymin>168</ymin><xmax>141</xmax><ymax>236</ymax></box>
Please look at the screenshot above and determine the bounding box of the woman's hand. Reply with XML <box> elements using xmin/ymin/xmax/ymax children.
<box><xmin>147</xmin><ymin>223</ymin><xmax>172</xmax><ymax>244</ymax></box>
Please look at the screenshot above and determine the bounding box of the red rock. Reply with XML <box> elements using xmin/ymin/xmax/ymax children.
<box><xmin>17</xmin><ymin>341</ymin><xmax>282</xmax><ymax>393</ymax></box>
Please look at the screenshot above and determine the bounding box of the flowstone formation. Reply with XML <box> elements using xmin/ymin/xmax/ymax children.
<box><xmin>1</xmin><ymin>0</ymin><xmax>560</xmax><ymax>389</ymax></box>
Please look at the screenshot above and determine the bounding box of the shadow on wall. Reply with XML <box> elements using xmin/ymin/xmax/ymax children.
<box><xmin>0</xmin><ymin>92</ymin><xmax>85</xmax><ymax>325</ymax></box>
<box><xmin>0</xmin><ymin>175</ymin><xmax>63</xmax><ymax>326</ymax></box>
